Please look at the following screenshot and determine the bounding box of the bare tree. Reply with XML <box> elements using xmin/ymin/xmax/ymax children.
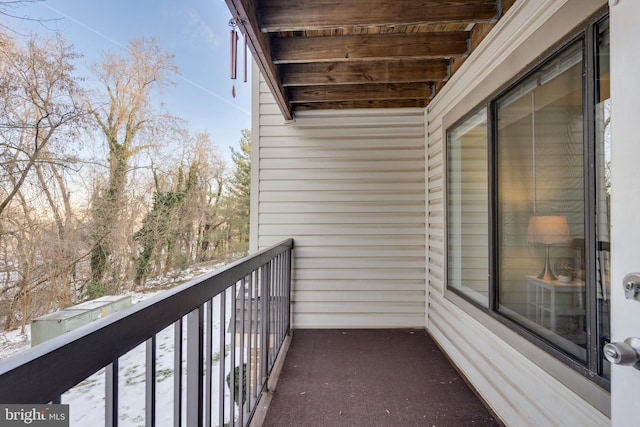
<box><xmin>33</xmin><ymin>147</ymin><xmax>88</xmax><ymax>307</ymax></box>
<box><xmin>0</xmin><ymin>1</ymin><xmax>44</xmax><ymax>18</ymax></box>
<box><xmin>0</xmin><ymin>31</ymin><xmax>83</xmax><ymax>215</ymax></box>
<box><xmin>87</xmin><ymin>38</ymin><xmax>178</xmax><ymax>286</ymax></box>
<box><xmin>132</xmin><ymin>131</ymin><xmax>228</xmax><ymax>286</ymax></box>
<box><xmin>0</xmin><ymin>30</ymin><xmax>250</xmax><ymax>328</ymax></box>
<box><xmin>0</xmin><ymin>1</ymin><xmax>53</xmax><ymax>33</ymax></box>
<box><xmin>183</xmin><ymin>132</ymin><xmax>227</xmax><ymax>262</ymax></box>
<box><xmin>0</xmin><ymin>31</ymin><xmax>86</xmax><ymax>328</ymax></box>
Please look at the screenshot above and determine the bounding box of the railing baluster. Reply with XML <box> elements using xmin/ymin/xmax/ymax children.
<box><xmin>276</xmin><ymin>255</ymin><xmax>283</xmax><ymax>346</ymax></box>
<box><xmin>286</xmin><ymin>248</ymin><xmax>292</xmax><ymax>334</ymax></box>
<box><xmin>279</xmin><ymin>257</ymin><xmax>283</xmax><ymax>354</ymax></box>
<box><xmin>186</xmin><ymin>307</ymin><xmax>204</xmax><ymax>427</ymax></box>
<box><xmin>261</xmin><ymin>265</ymin><xmax>270</xmax><ymax>382</ymax></box>
<box><xmin>105</xmin><ymin>359</ymin><xmax>119</xmax><ymax>427</ymax></box>
<box><xmin>238</xmin><ymin>277</ymin><xmax>246</xmax><ymax>427</ymax></box>
<box><xmin>284</xmin><ymin>251</ymin><xmax>289</xmax><ymax>335</ymax></box>
<box><xmin>282</xmin><ymin>253</ymin><xmax>287</xmax><ymax>338</ymax></box>
<box><xmin>205</xmin><ymin>300</ymin><xmax>213</xmax><ymax>427</ymax></box>
<box><xmin>269</xmin><ymin>261</ymin><xmax>275</xmax><ymax>372</ymax></box>
<box><xmin>266</xmin><ymin>262</ymin><xmax>272</xmax><ymax>370</ymax></box>
<box><xmin>219</xmin><ymin>290</ymin><xmax>226</xmax><ymax>427</ymax></box>
<box><xmin>271</xmin><ymin>260</ymin><xmax>276</xmax><ymax>370</ymax></box>
<box><xmin>247</xmin><ymin>275</ymin><xmax>254</xmax><ymax>410</ymax></box>
<box><xmin>173</xmin><ymin>319</ymin><xmax>183</xmax><ymax>427</ymax></box>
<box><xmin>273</xmin><ymin>256</ymin><xmax>279</xmax><ymax>348</ymax></box>
<box><xmin>229</xmin><ymin>282</ymin><xmax>236</xmax><ymax>426</ymax></box>
<box><xmin>252</xmin><ymin>270</ymin><xmax>259</xmax><ymax>400</ymax></box>
<box><xmin>146</xmin><ymin>336</ymin><xmax>156</xmax><ymax>427</ymax></box>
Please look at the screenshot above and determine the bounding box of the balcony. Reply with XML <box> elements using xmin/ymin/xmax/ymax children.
<box><xmin>256</xmin><ymin>329</ymin><xmax>499</xmax><ymax>426</ymax></box>
<box><xmin>0</xmin><ymin>238</ymin><xmax>498</xmax><ymax>426</ymax></box>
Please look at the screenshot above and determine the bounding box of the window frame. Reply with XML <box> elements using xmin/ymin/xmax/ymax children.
<box><xmin>445</xmin><ymin>106</ymin><xmax>490</xmax><ymax>307</ymax></box>
<box><xmin>444</xmin><ymin>9</ymin><xmax>610</xmax><ymax>389</ymax></box>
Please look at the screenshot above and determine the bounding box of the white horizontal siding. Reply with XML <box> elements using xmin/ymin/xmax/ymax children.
<box><xmin>426</xmin><ymin>0</ymin><xmax>609</xmax><ymax>426</ymax></box>
<box><xmin>255</xmin><ymin>81</ymin><xmax>426</xmax><ymax>328</ymax></box>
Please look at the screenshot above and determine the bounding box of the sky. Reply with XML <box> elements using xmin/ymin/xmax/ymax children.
<box><xmin>5</xmin><ymin>0</ymin><xmax>251</xmax><ymax>164</ymax></box>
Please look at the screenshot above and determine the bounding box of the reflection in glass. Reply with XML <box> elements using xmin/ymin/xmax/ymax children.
<box><xmin>496</xmin><ymin>40</ymin><xmax>586</xmax><ymax>360</ymax></box>
<box><xmin>596</xmin><ymin>19</ymin><xmax>611</xmax><ymax>379</ymax></box>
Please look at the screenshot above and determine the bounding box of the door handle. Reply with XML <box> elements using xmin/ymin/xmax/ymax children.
<box><xmin>623</xmin><ymin>273</ymin><xmax>640</xmax><ymax>299</ymax></box>
<box><xmin>604</xmin><ymin>337</ymin><xmax>640</xmax><ymax>369</ymax></box>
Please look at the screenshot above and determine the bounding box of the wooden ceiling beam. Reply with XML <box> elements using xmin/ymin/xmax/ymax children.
<box><xmin>259</xmin><ymin>0</ymin><xmax>500</xmax><ymax>32</ymax></box>
<box><xmin>294</xmin><ymin>99</ymin><xmax>428</xmax><ymax>110</ymax></box>
<box><xmin>222</xmin><ymin>0</ymin><xmax>510</xmax><ymax>118</ymax></box>
<box><xmin>280</xmin><ymin>59</ymin><xmax>449</xmax><ymax>86</ymax></box>
<box><xmin>288</xmin><ymin>82</ymin><xmax>434</xmax><ymax>104</ymax></box>
<box><xmin>273</xmin><ymin>32</ymin><xmax>469</xmax><ymax>64</ymax></box>
<box><xmin>225</xmin><ymin>0</ymin><xmax>293</xmax><ymax>120</ymax></box>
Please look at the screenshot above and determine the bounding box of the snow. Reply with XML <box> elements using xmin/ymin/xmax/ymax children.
<box><xmin>60</xmin><ymin>321</ymin><xmax>231</xmax><ymax>426</ymax></box>
<box><xmin>0</xmin><ymin>261</ymin><xmax>244</xmax><ymax>426</ymax></box>
<box><xmin>0</xmin><ymin>325</ymin><xmax>32</xmax><ymax>360</ymax></box>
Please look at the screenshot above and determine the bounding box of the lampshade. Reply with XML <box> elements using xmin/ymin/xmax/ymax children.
<box><xmin>527</xmin><ymin>215</ymin><xmax>571</xmax><ymax>245</ymax></box>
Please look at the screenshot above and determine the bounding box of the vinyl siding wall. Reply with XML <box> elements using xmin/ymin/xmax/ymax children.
<box><xmin>427</xmin><ymin>0</ymin><xmax>609</xmax><ymax>425</ymax></box>
<box><xmin>253</xmin><ymin>0</ymin><xmax>611</xmax><ymax>424</ymax></box>
<box><xmin>253</xmin><ymin>80</ymin><xmax>426</xmax><ymax>328</ymax></box>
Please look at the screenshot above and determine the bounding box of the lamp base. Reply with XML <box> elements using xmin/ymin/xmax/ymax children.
<box><xmin>537</xmin><ymin>244</ymin><xmax>557</xmax><ymax>281</ymax></box>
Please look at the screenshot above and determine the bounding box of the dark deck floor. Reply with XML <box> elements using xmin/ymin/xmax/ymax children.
<box><xmin>260</xmin><ymin>329</ymin><xmax>500</xmax><ymax>427</ymax></box>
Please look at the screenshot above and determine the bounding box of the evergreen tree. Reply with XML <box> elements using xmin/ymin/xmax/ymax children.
<box><xmin>227</xmin><ymin>130</ymin><xmax>251</xmax><ymax>254</ymax></box>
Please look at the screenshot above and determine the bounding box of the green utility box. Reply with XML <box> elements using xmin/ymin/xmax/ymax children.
<box><xmin>31</xmin><ymin>295</ymin><xmax>132</xmax><ymax>346</ymax></box>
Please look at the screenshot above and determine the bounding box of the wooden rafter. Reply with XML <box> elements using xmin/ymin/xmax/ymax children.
<box><xmin>280</xmin><ymin>59</ymin><xmax>449</xmax><ymax>87</ymax></box>
<box><xmin>288</xmin><ymin>82</ymin><xmax>434</xmax><ymax>104</ymax></box>
<box><xmin>294</xmin><ymin>99</ymin><xmax>428</xmax><ymax>111</ymax></box>
<box><xmin>272</xmin><ymin>32</ymin><xmax>470</xmax><ymax>64</ymax></box>
<box><xmin>222</xmin><ymin>0</ymin><xmax>511</xmax><ymax>119</ymax></box>
<box><xmin>259</xmin><ymin>0</ymin><xmax>500</xmax><ymax>32</ymax></box>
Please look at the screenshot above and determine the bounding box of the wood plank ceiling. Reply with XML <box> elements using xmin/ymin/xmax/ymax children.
<box><xmin>224</xmin><ymin>0</ymin><xmax>515</xmax><ymax>121</ymax></box>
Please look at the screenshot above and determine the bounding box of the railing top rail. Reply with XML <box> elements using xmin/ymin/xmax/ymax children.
<box><xmin>0</xmin><ymin>239</ymin><xmax>293</xmax><ymax>403</ymax></box>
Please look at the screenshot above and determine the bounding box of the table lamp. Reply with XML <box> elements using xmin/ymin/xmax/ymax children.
<box><xmin>527</xmin><ymin>215</ymin><xmax>571</xmax><ymax>281</ymax></box>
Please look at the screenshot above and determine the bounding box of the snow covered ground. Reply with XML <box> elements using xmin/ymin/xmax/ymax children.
<box><xmin>0</xmin><ymin>261</ymin><xmax>244</xmax><ymax>426</ymax></box>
